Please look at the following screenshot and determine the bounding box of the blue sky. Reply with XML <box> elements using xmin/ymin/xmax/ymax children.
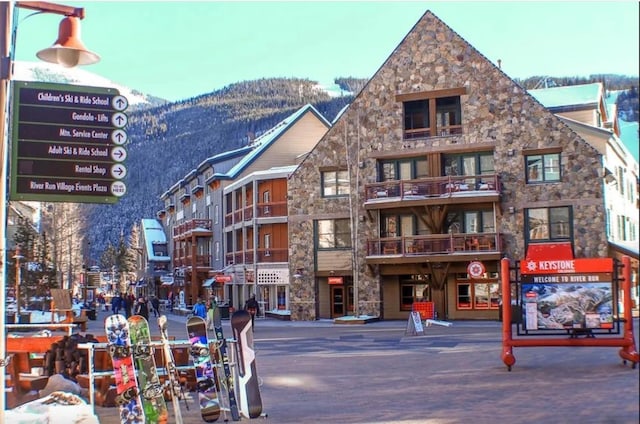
<box><xmin>12</xmin><ymin>1</ymin><xmax>640</xmax><ymax>102</ymax></box>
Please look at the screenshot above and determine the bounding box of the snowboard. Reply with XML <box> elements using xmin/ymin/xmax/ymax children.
<box><xmin>186</xmin><ymin>315</ymin><xmax>221</xmax><ymax>422</ymax></box>
<box><xmin>211</xmin><ymin>306</ymin><xmax>240</xmax><ymax>421</ymax></box>
<box><xmin>231</xmin><ymin>309</ymin><xmax>263</xmax><ymax>419</ymax></box>
<box><xmin>105</xmin><ymin>314</ymin><xmax>145</xmax><ymax>424</ymax></box>
<box><xmin>157</xmin><ymin>315</ymin><xmax>184</xmax><ymax>424</ymax></box>
<box><xmin>128</xmin><ymin>315</ymin><xmax>168</xmax><ymax>424</ymax></box>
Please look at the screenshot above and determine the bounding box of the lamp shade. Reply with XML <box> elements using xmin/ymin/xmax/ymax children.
<box><xmin>36</xmin><ymin>16</ymin><xmax>100</xmax><ymax>67</ymax></box>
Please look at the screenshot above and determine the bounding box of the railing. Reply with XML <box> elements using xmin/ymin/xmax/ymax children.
<box><xmin>257</xmin><ymin>201</ymin><xmax>287</xmax><ymax>218</ymax></box>
<box><xmin>173</xmin><ymin>219</ymin><xmax>212</xmax><ymax>237</ymax></box>
<box><xmin>367</xmin><ymin>233</ymin><xmax>500</xmax><ymax>256</ymax></box>
<box><xmin>364</xmin><ymin>174</ymin><xmax>499</xmax><ymax>201</ymax></box>
<box><xmin>173</xmin><ymin>254</ymin><xmax>210</xmax><ymax>268</ymax></box>
<box><xmin>225</xmin><ymin>248</ymin><xmax>288</xmax><ymax>265</ymax></box>
<box><xmin>404</xmin><ymin>125</ymin><xmax>463</xmax><ymax>140</ymax></box>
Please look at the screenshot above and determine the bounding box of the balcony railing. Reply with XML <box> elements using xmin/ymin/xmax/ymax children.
<box><xmin>404</xmin><ymin>125</ymin><xmax>463</xmax><ymax>140</ymax></box>
<box><xmin>173</xmin><ymin>219</ymin><xmax>212</xmax><ymax>237</ymax></box>
<box><xmin>225</xmin><ymin>247</ymin><xmax>288</xmax><ymax>266</ymax></box>
<box><xmin>172</xmin><ymin>254</ymin><xmax>211</xmax><ymax>268</ymax></box>
<box><xmin>364</xmin><ymin>174</ymin><xmax>499</xmax><ymax>201</ymax></box>
<box><xmin>366</xmin><ymin>233</ymin><xmax>500</xmax><ymax>257</ymax></box>
<box><xmin>226</xmin><ymin>200</ymin><xmax>288</xmax><ymax>225</ymax></box>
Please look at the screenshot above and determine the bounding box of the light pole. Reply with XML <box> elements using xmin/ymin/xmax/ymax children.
<box><xmin>1</xmin><ymin>1</ymin><xmax>99</xmax><ymax>414</ymax></box>
<box><xmin>13</xmin><ymin>244</ymin><xmax>24</xmax><ymax>321</ymax></box>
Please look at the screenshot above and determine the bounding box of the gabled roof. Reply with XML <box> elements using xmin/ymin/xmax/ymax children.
<box><xmin>217</xmin><ymin>103</ymin><xmax>329</xmax><ymax>180</ymax></box>
<box><xmin>528</xmin><ymin>82</ymin><xmax>602</xmax><ymax>109</ymax></box>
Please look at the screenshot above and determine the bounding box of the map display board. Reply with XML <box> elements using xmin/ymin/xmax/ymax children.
<box><xmin>519</xmin><ymin>257</ymin><xmax>615</xmax><ymax>331</ymax></box>
<box><xmin>10</xmin><ymin>81</ymin><xmax>128</xmax><ymax>203</ymax></box>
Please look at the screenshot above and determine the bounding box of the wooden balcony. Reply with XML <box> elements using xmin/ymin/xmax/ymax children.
<box><xmin>364</xmin><ymin>174</ymin><xmax>500</xmax><ymax>209</ymax></box>
<box><xmin>224</xmin><ymin>248</ymin><xmax>288</xmax><ymax>266</ymax></box>
<box><xmin>172</xmin><ymin>254</ymin><xmax>211</xmax><ymax>269</ymax></box>
<box><xmin>403</xmin><ymin>125</ymin><xmax>463</xmax><ymax>140</ymax></box>
<box><xmin>366</xmin><ymin>233</ymin><xmax>502</xmax><ymax>264</ymax></box>
<box><xmin>172</xmin><ymin>219</ymin><xmax>212</xmax><ymax>238</ymax></box>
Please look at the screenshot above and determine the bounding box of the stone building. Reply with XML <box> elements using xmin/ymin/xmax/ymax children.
<box><xmin>287</xmin><ymin>10</ymin><xmax>616</xmax><ymax>321</ymax></box>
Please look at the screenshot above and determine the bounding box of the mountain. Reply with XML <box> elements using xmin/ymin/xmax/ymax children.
<box><xmin>82</xmin><ymin>77</ymin><xmax>358</xmax><ymax>261</ymax></box>
<box><xmin>13</xmin><ymin>61</ymin><xmax>168</xmax><ymax>109</ymax></box>
<box><xmin>9</xmin><ymin>62</ymin><xmax>637</xmax><ymax>262</ymax></box>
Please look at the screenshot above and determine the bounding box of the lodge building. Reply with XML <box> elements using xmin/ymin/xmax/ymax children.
<box><xmin>152</xmin><ymin>10</ymin><xmax>638</xmax><ymax>320</ymax></box>
<box><xmin>286</xmin><ymin>10</ymin><xmax>637</xmax><ymax>321</ymax></box>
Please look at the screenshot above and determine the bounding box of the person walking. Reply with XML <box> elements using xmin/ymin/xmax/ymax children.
<box><xmin>244</xmin><ymin>294</ymin><xmax>260</xmax><ymax>330</ymax></box>
<box><xmin>111</xmin><ymin>293</ymin><xmax>121</xmax><ymax>315</ymax></box>
<box><xmin>135</xmin><ymin>297</ymin><xmax>149</xmax><ymax>320</ymax></box>
<box><xmin>192</xmin><ymin>298</ymin><xmax>207</xmax><ymax>319</ymax></box>
<box><xmin>150</xmin><ymin>295</ymin><xmax>160</xmax><ymax>317</ymax></box>
<box><xmin>206</xmin><ymin>299</ymin><xmax>217</xmax><ymax>331</ymax></box>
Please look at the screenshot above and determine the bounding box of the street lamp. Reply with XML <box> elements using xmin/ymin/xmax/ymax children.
<box><xmin>12</xmin><ymin>245</ymin><xmax>24</xmax><ymax>321</ymax></box>
<box><xmin>1</xmin><ymin>1</ymin><xmax>100</xmax><ymax>414</ymax></box>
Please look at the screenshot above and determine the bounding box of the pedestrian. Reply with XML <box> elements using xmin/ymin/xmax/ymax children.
<box><xmin>124</xmin><ymin>293</ymin><xmax>134</xmax><ymax>318</ymax></box>
<box><xmin>192</xmin><ymin>298</ymin><xmax>207</xmax><ymax>319</ymax></box>
<box><xmin>244</xmin><ymin>294</ymin><xmax>260</xmax><ymax>330</ymax></box>
<box><xmin>135</xmin><ymin>297</ymin><xmax>149</xmax><ymax>320</ymax></box>
<box><xmin>150</xmin><ymin>295</ymin><xmax>160</xmax><ymax>317</ymax></box>
<box><xmin>206</xmin><ymin>299</ymin><xmax>217</xmax><ymax>331</ymax></box>
<box><xmin>111</xmin><ymin>293</ymin><xmax>121</xmax><ymax>314</ymax></box>
<box><xmin>168</xmin><ymin>291</ymin><xmax>174</xmax><ymax>312</ymax></box>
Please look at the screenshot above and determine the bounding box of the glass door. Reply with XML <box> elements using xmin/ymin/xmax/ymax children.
<box><xmin>331</xmin><ymin>286</ymin><xmax>344</xmax><ymax>317</ymax></box>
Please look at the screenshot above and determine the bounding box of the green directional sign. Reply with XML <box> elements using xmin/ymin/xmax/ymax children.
<box><xmin>9</xmin><ymin>81</ymin><xmax>128</xmax><ymax>203</ymax></box>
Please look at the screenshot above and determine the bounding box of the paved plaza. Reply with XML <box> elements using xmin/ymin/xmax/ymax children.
<box><xmin>84</xmin><ymin>310</ymin><xmax>639</xmax><ymax>424</ymax></box>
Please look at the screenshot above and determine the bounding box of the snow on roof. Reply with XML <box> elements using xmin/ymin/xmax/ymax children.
<box><xmin>219</xmin><ymin>104</ymin><xmax>329</xmax><ymax>180</ymax></box>
<box><xmin>141</xmin><ymin>219</ymin><xmax>170</xmax><ymax>262</ymax></box>
<box><xmin>528</xmin><ymin>82</ymin><xmax>602</xmax><ymax>108</ymax></box>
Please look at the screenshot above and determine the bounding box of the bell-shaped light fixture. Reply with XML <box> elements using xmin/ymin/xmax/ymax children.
<box><xmin>36</xmin><ymin>16</ymin><xmax>100</xmax><ymax>67</ymax></box>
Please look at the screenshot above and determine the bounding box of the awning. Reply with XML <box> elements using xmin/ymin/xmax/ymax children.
<box><xmin>202</xmin><ymin>278</ymin><xmax>215</xmax><ymax>288</ymax></box>
<box><xmin>160</xmin><ymin>275</ymin><xmax>174</xmax><ymax>286</ymax></box>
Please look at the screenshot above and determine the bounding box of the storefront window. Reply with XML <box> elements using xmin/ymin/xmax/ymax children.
<box><xmin>457</xmin><ymin>280</ymin><xmax>500</xmax><ymax>310</ymax></box>
<box><xmin>401</xmin><ymin>280</ymin><xmax>430</xmax><ymax>310</ymax></box>
<box><xmin>277</xmin><ymin>286</ymin><xmax>287</xmax><ymax>310</ymax></box>
<box><xmin>457</xmin><ymin>284</ymin><xmax>472</xmax><ymax>309</ymax></box>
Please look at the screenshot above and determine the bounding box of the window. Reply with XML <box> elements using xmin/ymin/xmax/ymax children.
<box><xmin>456</xmin><ymin>281</ymin><xmax>500</xmax><ymax>310</ymax></box>
<box><xmin>381</xmin><ymin>214</ymin><xmax>415</xmax><ymax>238</ymax></box>
<box><xmin>526</xmin><ymin>206</ymin><xmax>572</xmax><ymax>241</ymax></box>
<box><xmin>316</xmin><ymin>219</ymin><xmax>351</xmax><ymax>249</ymax></box>
<box><xmin>526</xmin><ymin>153</ymin><xmax>560</xmax><ymax>183</ymax></box>
<box><xmin>379</xmin><ymin>158</ymin><xmax>429</xmax><ymax>181</ymax></box>
<box><xmin>443</xmin><ymin>152</ymin><xmax>494</xmax><ymax>177</ymax></box>
<box><xmin>403</xmin><ymin>94</ymin><xmax>462</xmax><ymax>139</ymax></box>
<box><xmin>214</xmin><ymin>241</ymin><xmax>220</xmax><ymax>261</ymax></box>
<box><xmin>400</xmin><ymin>276</ymin><xmax>431</xmax><ymax>311</ymax></box>
<box><xmin>322</xmin><ymin>170</ymin><xmax>350</xmax><ymax>196</ymax></box>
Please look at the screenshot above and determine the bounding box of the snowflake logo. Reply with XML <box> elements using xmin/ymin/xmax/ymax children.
<box><xmin>526</xmin><ymin>261</ymin><xmax>537</xmax><ymax>272</ymax></box>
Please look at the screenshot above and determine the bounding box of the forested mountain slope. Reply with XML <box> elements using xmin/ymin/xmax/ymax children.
<box><xmin>83</xmin><ymin>78</ymin><xmax>358</xmax><ymax>260</ymax></box>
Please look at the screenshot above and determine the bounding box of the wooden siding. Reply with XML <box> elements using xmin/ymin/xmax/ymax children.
<box><xmin>316</xmin><ymin>250</ymin><xmax>352</xmax><ymax>271</ymax></box>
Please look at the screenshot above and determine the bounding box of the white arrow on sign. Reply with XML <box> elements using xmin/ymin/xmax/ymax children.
<box><xmin>111</xmin><ymin>181</ymin><xmax>126</xmax><ymax>197</ymax></box>
<box><xmin>111</xmin><ymin>129</ymin><xmax>128</xmax><ymax>145</ymax></box>
<box><xmin>112</xmin><ymin>95</ymin><xmax>129</xmax><ymax>111</ymax></box>
<box><xmin>111</xmin><ymin>146</ymin><xmax>127</xmax><ymax>162</ymax></box>
<box><xmin>111</xmin><ymin>164</ymin><xmax>127</xmax><ymax>180</ymax></box>
<box><xmin>111</xmin><ymin>112</ymin><xmax>128</xmax><ymax>128</ymax></box>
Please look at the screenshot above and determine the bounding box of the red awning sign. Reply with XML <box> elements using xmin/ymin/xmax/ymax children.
<box><xmin>328</xmin><ymin>276</ymin><xmax>343</xmax><ymax>285</ymax></box>
<box><xmin>215</xmin><ymin>275</ymin><xmax>233</xmax><ymax>283</ymax></box>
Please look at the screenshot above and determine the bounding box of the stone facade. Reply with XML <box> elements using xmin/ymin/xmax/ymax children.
<box><xmin>288</xmin><ymin>11</ymin><xmax>606</xmax><ymax>321</ymax></box>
